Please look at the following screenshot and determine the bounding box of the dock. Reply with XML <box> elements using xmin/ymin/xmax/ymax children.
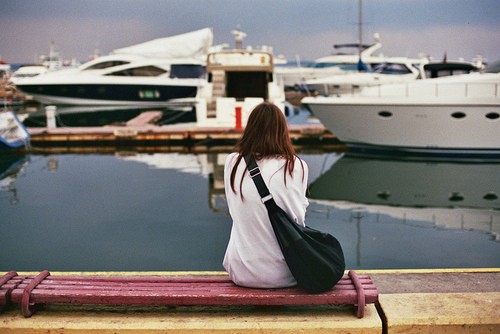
<box><xmin>1</xmin><ymin>269</ymin><xmax>498</xmax><ymax>333</ymax></box>
<box><xmin>25</xmin><ymin>111</ymin><xmax>345</xmax><ymax>153</ymax></box>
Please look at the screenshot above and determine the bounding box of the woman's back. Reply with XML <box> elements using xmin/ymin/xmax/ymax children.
<box><xmin>223</xmin><ymin>153</ymin><xmax>309</xmax><ymax>288</ymax></box>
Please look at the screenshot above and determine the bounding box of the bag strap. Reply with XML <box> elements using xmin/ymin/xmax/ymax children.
<box><xmin>244</xmin><ymin>155</ymin><xmax>274</xmax><ymax>203</ymax></box>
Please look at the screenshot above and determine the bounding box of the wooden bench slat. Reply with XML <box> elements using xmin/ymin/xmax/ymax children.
<box><xmin>10</xmin><ymin>283</ymin><xmax>377</xmax><ymax>295</ymax></box>
<box><xmin>13</xmin><ymin>275</ymin><xmax>373</xmax><ymax>284</ymax></box>
<box><xmin>9</xmin><ymin>287</ymin><xmax>379</xmax><ymax>305</ymax></box>
<box><xmin>10</xmin><ymin>286</ymin><xmax>362</xmax><ymax>299</ymax></box>
<box><xmin>13</xmin><ymin>275</ymin><xmax>233</xmax><ymax>284</ymax></box>
<box><xmin>10</xmin><ymin>289</ymin><xmax>367</xmax><ymax>306</ymax></box>
<box><xmin>10</xmin><ymin>277</ymin><xmax>375</xmax><ymax>287</ymax></box>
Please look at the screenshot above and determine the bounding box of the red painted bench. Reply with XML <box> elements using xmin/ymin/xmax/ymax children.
<box><xmin>1</xmin><ymin>270</ymin><xmax>378</xmax><ymax>318</ymax></box>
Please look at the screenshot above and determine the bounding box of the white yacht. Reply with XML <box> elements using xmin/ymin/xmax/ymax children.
<box><xmin>14</xmin><ymin>28</ymin><xmax>213</xmax><ymax>107</ymax></box>
<box><xmin>302</xmin><ymin>62</ymin><xmax>500</xmax><ymax>158</ymax></box>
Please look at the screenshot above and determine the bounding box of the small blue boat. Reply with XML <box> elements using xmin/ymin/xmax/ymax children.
<box><xmin>0</xmin><ymin>111</ymin><xmax>30</xmax><ymax>150</ymax></box>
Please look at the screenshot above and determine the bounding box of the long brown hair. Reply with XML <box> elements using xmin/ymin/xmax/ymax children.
<box><xmin>230</xmin><ymin>102</ymin><xmax>302</xmax><ymax>196</ymax></box>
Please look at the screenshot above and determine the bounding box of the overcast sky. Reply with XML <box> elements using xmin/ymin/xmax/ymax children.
<box><xmin>1</xmin><ymin>0</ymin><xmax>498</xmax><ymax>65</ymax></box>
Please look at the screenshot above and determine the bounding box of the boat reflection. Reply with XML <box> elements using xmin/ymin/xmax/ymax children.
<box><xmin>116</xmin><ymin>152</ymin><xmax>339</xmax><ymax>214</ymax></box>
<box><xmin>0</xmin><ymin>153</ymin><xmax>30</xmax><ymax>204</ymax></box>
<box><xmin>116</xmin><ymin>152</ymin><xmax>228</xmax><ymax>212</ymax></box>
<box><xmin>308</xmin><ymin>154</ymin><xmax>500</xmax><ymax>241</ymax></box>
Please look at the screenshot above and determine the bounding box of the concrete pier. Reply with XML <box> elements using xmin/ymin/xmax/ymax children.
<box><xmin>1</xmin><ymin>269</ymin><xmax>498</xmax><ymax>333</ymax></box>
<box><xmin>25</xmin><ymin>123</ymin><xmax>342</xmax><ymax>152</ymax></box>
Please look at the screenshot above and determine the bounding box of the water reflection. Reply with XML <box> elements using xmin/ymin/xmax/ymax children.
<box><xmin>117</xmin><ymin>152</ymin><xmax>228</xmax><ymax>212</ymax></box>
<box><xmin>0</xmin><ymin>153</ymin><xmax>30</xmax><ymax>205</ymax></box>
<box><xmin>1</xmin><ymin>151</ymin><xmax>499</xmax><ymax>271</ymax></box>
<box><xmin>309</xmin><ymin>154</ymin><xmax>500</xmax><ymax>241</ymax></box>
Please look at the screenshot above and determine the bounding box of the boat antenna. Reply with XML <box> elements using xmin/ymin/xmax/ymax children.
<box><xmin>231</xmin><ymin>25</ymin><xmax>247</xmax><ymax>50</ymax></box>
<box><xmin>356</xmin><ymin>0</ymin><xmax>369</xmax><ymax>72</ymax></box>
<box><xmin>358</xmin><ymin>0</ymin><xmax>362</xmax><ymax>58</ymax></box>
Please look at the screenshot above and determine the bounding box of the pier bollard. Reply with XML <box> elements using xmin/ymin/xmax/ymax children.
<box><xmin>45</xmin><ymin>106</ymin><xmax>57</xmax><ymax>129</ymax></box>
<box><xmin>235</xmin><ymin>106</ymin><xmax>242</xmax><ymax>130</ymax></box>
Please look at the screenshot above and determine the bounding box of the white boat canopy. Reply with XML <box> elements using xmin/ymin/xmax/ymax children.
<box><xmin>112</xmin><ymin>28</ymin><xmax>213</xmax><ymax>60</ymax></box>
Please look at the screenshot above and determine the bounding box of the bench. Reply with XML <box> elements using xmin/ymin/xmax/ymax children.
<box><xmin>0</xmin><ymin>270</ymin><xmax>378</xmax><ymax>318</ymax></box>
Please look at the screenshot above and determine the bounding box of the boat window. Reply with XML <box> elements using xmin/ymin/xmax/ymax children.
<box><xmin>373</xmin><ymin>63</ymin><xmax>412</xmax><ymax>74</ymax></box>
<box><xmin>424</xmin><ymin>63</ymin><xmax>479</xmax><ymax>78</ymax></box>
<box><xmin>84</xmin><ymin>61</ymin><xmax>130</xmax><ymax>70</ymax></box>
<box><xmin>451</xmin><ymin>112</ymin><xmax>466</xmax><ymax>119</ymax></box>
<box><xmin>106</xmin><ymin>66</ymin><xmax>167</xmax><ymax>77</ymax></box>
<box><xmin>169</xmin><ymin>64</ymin><xmax>205</xmax><ymax>79</ymax></box>
<box><xmin>485</xmin><ymin>112</ymin><xmax>499</xmax><ymax>120</ymax></box>
<box><xmin>483</xmin><ymin>192</ymin><xmax>498</xmax><ymax>200</ymax></box>
<box><xmin>448</xmin><ymin>192</ymin><xmax>464</xmax><ymax>202</ymax></box>
<box><xmin>426</xmin><ymin>69</ymin><xmax>472</xmax><ymax>78</ymax></box>
<box><xmin>378</xmin><ymin>111</ymin><xmax>393</xmax><ymax>118</ymax></box>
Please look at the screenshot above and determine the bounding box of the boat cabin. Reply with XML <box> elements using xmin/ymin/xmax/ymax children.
<box><xmin>196</xmin><ymin>49</ymin><xmax>285</xmax><ymax>127</ymax></box>
<box><xmin>207</xmin><ymin>51</ymin><xmax>273</xmax><ymax>101</ymax></box>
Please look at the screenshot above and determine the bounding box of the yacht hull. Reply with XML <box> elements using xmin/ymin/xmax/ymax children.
<box><xmin>303</xmin><ymin>72</ymin><xmax>500</xmax><ymax>157</ymax></box>
<box><xmin>16</xmin><ymin>83</ymin><xmax>199</xmax><ymax>106</ymax></box>
<box><xmin>306</xmin><ymin>99</ymin><xmax>500</xmax><ymax>157</ymax></box>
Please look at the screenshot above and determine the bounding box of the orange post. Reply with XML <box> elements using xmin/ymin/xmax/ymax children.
<box><xmin>235</xmin><ymin>106</ymin><xmax>242</xmax><ymax>130</ymax></box>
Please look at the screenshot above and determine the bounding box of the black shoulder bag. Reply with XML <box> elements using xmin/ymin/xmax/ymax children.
<box><xmin>245</xmin><ymin>156</ymin><xmax>345</xmax><ymax>293</ymax></box>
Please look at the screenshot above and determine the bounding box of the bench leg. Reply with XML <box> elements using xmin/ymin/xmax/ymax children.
<box><xmin>348</xmin><ymin>270</ymin><xmax>366</xmax><ymax>318</ymax></box>
<box><xmin>22</xmin><ymin>270</ymin><xmax>50</xmax><ymax>318</ymax></box>
<box><xmin>0</xmin><ymin>271</ymin><xmax>18</xmax><ymax>313</ymax></box>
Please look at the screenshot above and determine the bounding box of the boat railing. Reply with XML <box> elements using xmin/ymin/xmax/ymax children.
<box><xmin>365</xmin><ymin>81</ymin><xmax>499</xmax><ymax>99</ymax></box>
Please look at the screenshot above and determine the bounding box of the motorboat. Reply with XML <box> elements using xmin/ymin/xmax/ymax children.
<box><xmin>275</xmin><ymin>34</ymin><xmax>426</xmax><ymax>88</ymax></box>
<box><xmin>308</xmin><ymin>154</ymin><xmax>499</xmax><ymax>240</ymax></box>
<box><xmin>302</xmin><ymin>62</ymin><xmax>500</xmax><ymax>158</ymax></box>
<box><xmin>10</xmin><ymin>65</ymin><xmax>48</xmax><ymax>80</ymax></box>
<box><xmin>194</xmin><ymin>29</ymin><xmax>286</xmax><ymax>127</ymax></box>
<box><xmin>14</xmin><ymin>28</ymin><xmax>213</xmax><ymax>107</ymax></box>
<box><xmin>10</xmin><ymin>42</ymin><xmax>81</xmax><ymax>81</ymax></box>
<box><xmin>0</xmin><ymin>111</ymin><xmax>30</xmax><ymax>149</ymax></box>
<box><xmin>275</xmin><ymin>38</ymin><xmax>380</xmax><ymax>88</ymax></box>
<box><xmin>305</xmin><ymin>59</ymin><xmax>482</xmax><ymax>97</ymax></box>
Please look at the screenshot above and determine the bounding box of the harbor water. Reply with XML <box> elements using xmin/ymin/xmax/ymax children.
<box><xmin>1</xmin><ymin>150</ymin><xmax>499</xmax><ymax>272</ymax></box>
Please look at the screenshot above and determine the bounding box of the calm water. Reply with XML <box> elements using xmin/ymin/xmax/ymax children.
<box><xmin>1</xmin><ymin>151</ymin><xmax>499</xmax><ymax>272</ymax></box>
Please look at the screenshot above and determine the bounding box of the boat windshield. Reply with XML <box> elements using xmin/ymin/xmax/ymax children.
<box><xmin>84</xmin><ymin>61</ymin><xmax>130</xmax><ymax>70</ymax></box>
<box><xmin>106</xmin><ymin>66</ymin><xmax>167</xmax><ymax>77</ymax></box>
<box><xmin>169</xmin><ymin>64</ymin><xmax>205</xmax><ymax>79</ymax></box>
<box><xmin>373</xmin><ymin>63</ymin><xmax>412</xmax><ymax>74</ymax></box>
<box><xmin>309</xmin><ymin>62</ymin><xmax>360</xmax><ymax>71</ymax></box>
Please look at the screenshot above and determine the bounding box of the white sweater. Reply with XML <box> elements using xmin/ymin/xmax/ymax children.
<box><xmin>223</xmin><ymin>153</ymin><xmax>309</xmax><ymax>288</ymax></box>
